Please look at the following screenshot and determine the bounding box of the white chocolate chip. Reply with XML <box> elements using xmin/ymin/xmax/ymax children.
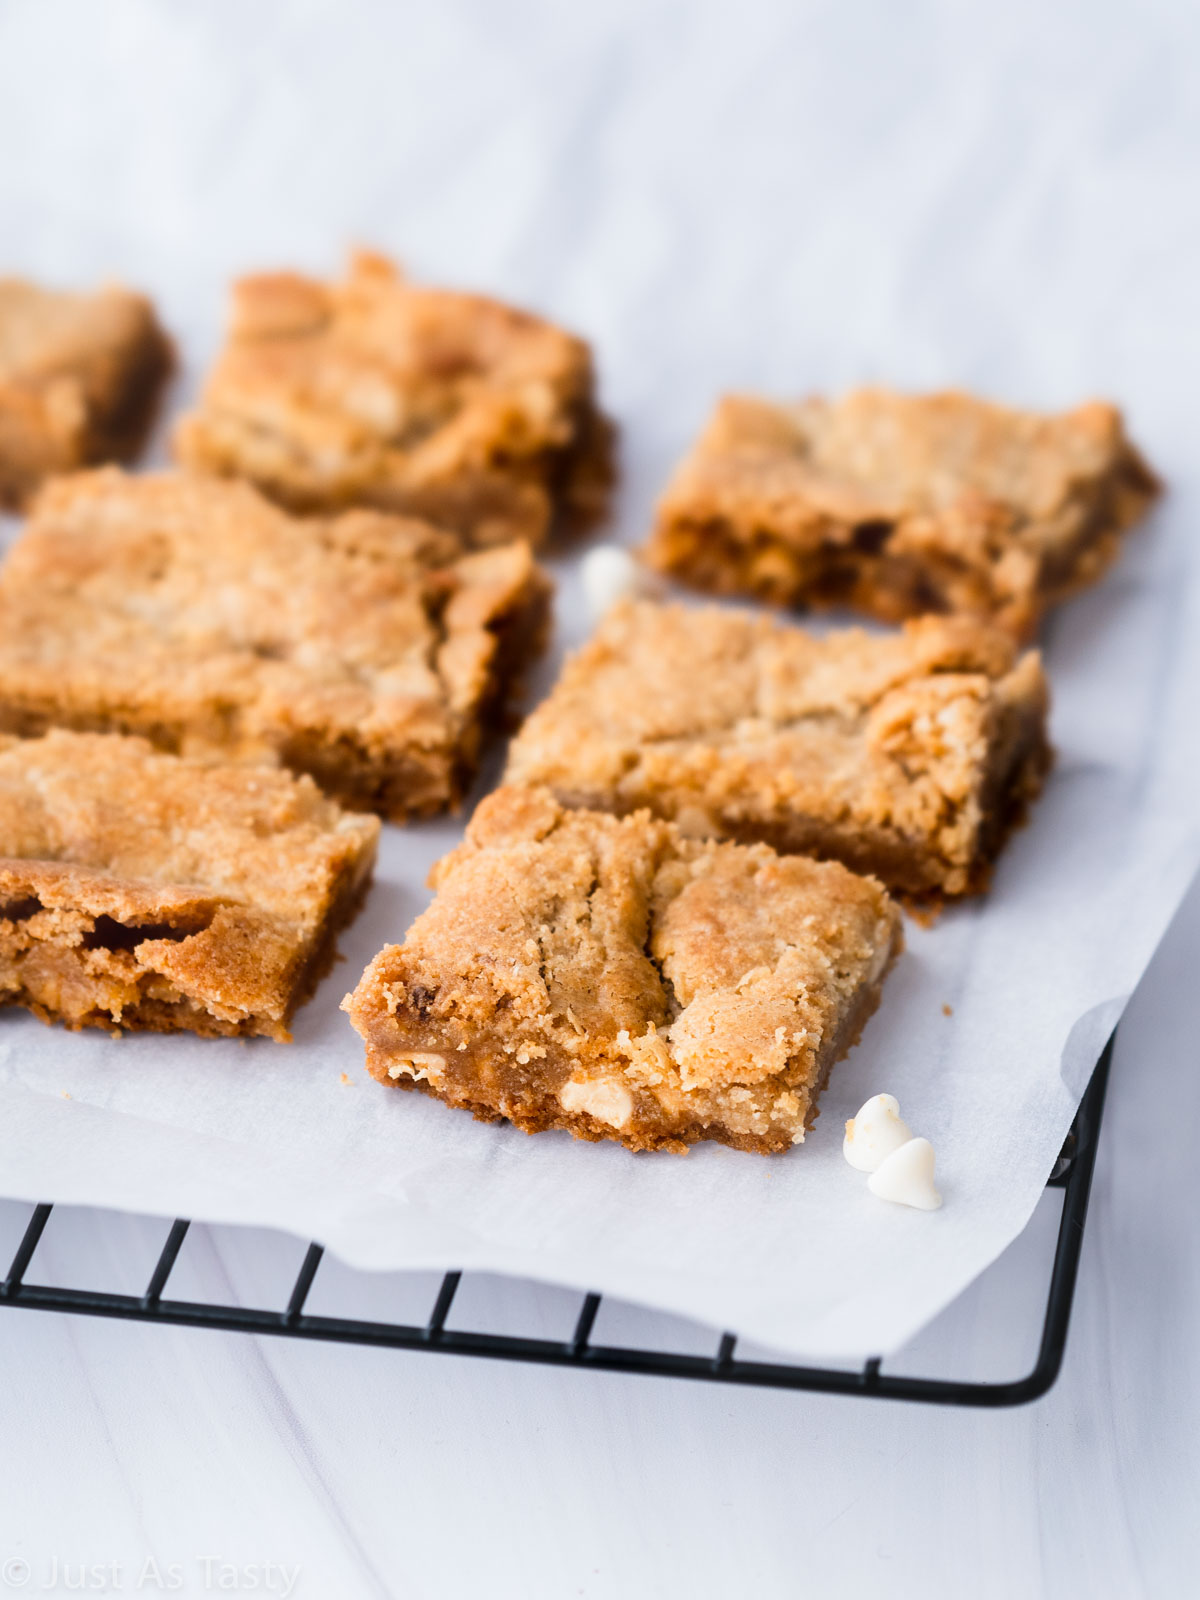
<box><xmin>580</xmin><ymin>545</ymin><xmax>644</xmax><ymax>622</ymax></box>
<box><xmin>843</xmin><ymin>1093</ymin><xmax>913</xmax><ymax>1172</ymax></box>
<box><xmin>867</xmin><ymin>1137</ymin><xmax>942</xmax><ymax>1211</ymax></box>
<box><xmin>385</xmin><ymin>1052</ymin><xmax>447</xmax><ymax>1085</ymax></box>
<box><xmin>559</xmin><ymin>1076</ymin><xmax>634</xmax><ymax>1129</ymax></box>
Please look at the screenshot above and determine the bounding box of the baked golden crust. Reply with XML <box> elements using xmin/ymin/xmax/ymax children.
<box><xmin>0</xmin><ymin>729</ymin><xmax>379</xmax><ymax>1040</ymax></box>
<box><xmin>645</xmin><ymin>389</ymin><xmax>1159</xmax><ymax>638</ymax></box>
<box><xmin>0</xmin><ymin>469</ymin><xmax>551</xmax><ymax>820</ymax></box>
<box><xmin>505</xmin><ymin>602</ymin><xmax>1051</xmax><ymax>898</ymax></box>
<box><xmin>0</xmin><ymin>277</ymin><xmax>172</xmax><ymax>508</ymax></box>
<box><xmin>344</xmin><ymin>786</ymin><xmax>902</xmax><ymax>1154</ymax></box>
<box><xmin>174</xmin><ymin>250</ymin><xmax>614</xmax><ymax>547</ymax></box>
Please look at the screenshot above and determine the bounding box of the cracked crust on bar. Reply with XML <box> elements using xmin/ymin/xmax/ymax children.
<box><xmin>645</xmin><ymin>389</ymin><xmax>1160</xmax><ymax>638</ymax></box>
<box><xmin>0</xmin><ymin>729</ymin><xmax>379</xmax><ymax>1040</ymax></box>
<box><xmin>345</xmin><ymin>786</ymin><xmax>902</xmax><ymax>1154</ymax></box>
<box><xmin>174</xmin><ymin>250</ymin><xmax>615</xmax><ymax>548</ymax></box>
<box><xmin>0</xmin><ymin>469</ymin><xmax>551</xmax><ymax>821</ymax></box>
<box><xmin>505</xmin><ymin>602</ymin><xmax>1051</xmax><ymax>900</ymax></box>
<box><xmin>0</xmin><ymin>277</ymin><xmax>172</xmax><ymax>508</ymax></box>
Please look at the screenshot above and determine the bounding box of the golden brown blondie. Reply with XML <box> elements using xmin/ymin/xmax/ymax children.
<box><xmin>1</xmin><ymin>730</ymin><xmax>379</xmax><ymax>1040</ymax></box>
<box><xmin>645</xmin><ymin>390</ymin><xmax>1159</xmax><ymax>638</ymax></box>
<box><xmin>0</xmin><ymin>277</ymin><xmax>172</xmax><ymax>507</ymax></box>
<box><xmin>345</xmin><ymin>786</ymin><xmax>902</xmax><ymax>1154</ymax></box>
<box><xmin>505</xmin><ymin>602</ymin><xmax>1051</xmax><ymax>899</ymax></box>
<box><xmin>0</xmin><ymin>469</ymin><xmax>551</xmax><ymax>820</ymax></box>
<box><xmin>175</xmin><ymin>250</ymin><xmax>614</xmax><ymax>547</ymax></box>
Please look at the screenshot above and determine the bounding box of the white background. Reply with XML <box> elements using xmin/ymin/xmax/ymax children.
<box><xmin>1</xmin><ymin>1</ymin><xmax>1198</xmax><ymax>1594</ymax></box>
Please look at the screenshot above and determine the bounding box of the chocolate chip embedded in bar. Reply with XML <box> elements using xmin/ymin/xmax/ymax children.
<box><xmin>0</xmin><ymin>730</ymin><xmax>379</xmax><ymax>1040</ymax></box>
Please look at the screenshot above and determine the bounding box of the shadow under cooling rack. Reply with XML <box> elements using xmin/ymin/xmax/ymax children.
<box><xmin>0</xmin><ymin>1036</ymin><xmax>1113</xmax><ymax>1410</ymax></box>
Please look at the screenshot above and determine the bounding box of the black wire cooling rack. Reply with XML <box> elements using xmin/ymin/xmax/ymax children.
<box><xmin>0</xmin><ymin>1034</ymin><xmax>1112</xmax><ymax>1409</ymax></box>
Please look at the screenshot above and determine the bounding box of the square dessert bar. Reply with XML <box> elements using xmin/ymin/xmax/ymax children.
<box><xmin>345</xmin><ymin>787</ymin><xmax>901</xmax><ymax>1154</ymax></box>
<box><xmin>505</xmin><ymin>602</ymin><xmax>1051</xmax><ymax>899</ymax></box>
<box><xmin>175</xmin><ymin>250</ymin><xmax>614</xmax><ymax>548</ymax></box>
<box><xmin>0</xmin><ymin>277</ymin><xmax>172</xmax><ymax>508</ymax></box>
<box><xmin>645</xmin><ymin>389</ymin><xmax>1159</xmax><ymax>638</ymax></box>
<box><xmin>1</xmin><ymin>730</ymin><xmax>379</xmax><ymax>1040</ymax></box>
<box><xmin>0</xmin><ymin>469</ymin><xmax>551</xmax><ymax>821</ymax></box>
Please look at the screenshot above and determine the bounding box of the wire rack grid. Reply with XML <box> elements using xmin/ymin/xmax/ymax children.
<box><xmin>0</xmin><ymin>1035</ymin><xmax>1113</xmax><ymax>1409</ymax></box>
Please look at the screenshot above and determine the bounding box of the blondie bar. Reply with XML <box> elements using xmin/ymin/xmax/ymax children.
<box><xmin>645</xmin><ymin>390</ymin><xmax>1159</xmax><ymax>638</ymax></box>
<box><xmin>505</xmin><ymin>602</ymin><xmax>1051</xmax><ymax>899</ymax></box>
<box><xmin>0</xmin><ymin>277</ymin><xmax>172</xmax><ymax>507</ymax></box>
<box><xmin>345</xmin><ymin>787</ymin><xmax>901</xmax><ymax>1153</ymax></box>
<box><xmin>0</xmin><ymin>470</ymin><xmax>550</xmax><ymax>820</ymax></box>
<box><xmin>175</xmin><ymin>251</ymin><xmax>614</xmax><ymax>547</ymax></box>
<box><xmin>1</xmin><ymin>730</ymin><xmax>379</xmax><ymax>1040</ymax></box>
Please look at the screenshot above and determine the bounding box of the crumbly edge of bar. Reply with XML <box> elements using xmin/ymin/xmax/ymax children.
<box><xmin>0</xmin><ymin>843</ymin><xmax>374</xmax><ymax>1043</ymax></box>
<box><xmin>345</xmin><ymin>558</ymin><xmax>552</xmax><ymax>819</ymax></box>
<box><xmin>355</xmin><ymin>922</ymin><xmax>898</xmax><ymax>1154</ymax></box>
<box><xmin>644</xmin><ymin>441</ymin><xmax>1160</xmax><ymax>639</ymax></box>
<box><xmin>176</xmin><ymin>394</ymin><xmax>615</xmax><ymax>550</ymax></box>
<box><xmin>530</xmin><ymin>716</ymin><xmax>1051</xmax><ymax>902</ymax></box>
<box><xmin>79</xmin><ymin>313</ymin><xmax>175</xmax><ymax>468</ymax></box>
<box><xmin>0</xmin><ymin>699</ymin><xmax>468</xmax><ymax>824</ymax></box>
<box><xmin>768</xmin><ymin>648</ymin><xmax>1054</xmax><ymax>901</ymax></box>
<box><xmin>386</xmin><ymin>393</ymin><xmax>617</xmax><ymax>547</ymax></box>
<box><xmin>0</xmin><ymin>311</ymin><xmax>174</xmax><ymax>511</ymax></box>
<box><xmin>174</xmin><ymin>414</ymin><xmax>546</xmax><ymax>545</ymax></box>
<box><xmin>1033</xmin><ymin>443</ymin><xmax>1161</xmax><ymax>612</ymax></box>
<box><xmin>553</xmin><ymin>398</ymin><xmax>618</xmax><ymax>537</ymax></box>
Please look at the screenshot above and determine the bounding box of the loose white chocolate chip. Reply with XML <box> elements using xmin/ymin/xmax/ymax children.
<box><xmin>580</xmin><ymin>545</ymin><xmax>644</xmax><ymax>622</ymax></box>
<box><xmin>843</xmin><ymin>1093</ymin><xmax>913</xmax><ymax>1172</ymax></box>
<box><xmin>867</xmin><ymin>1137</ymin><xmax>943</xmax><ymax>1211</ymax></box>
<box><xmin>559</xmin><ymin>1076</ymin><xmax>634</xmax><ymax>1129</ymax></box>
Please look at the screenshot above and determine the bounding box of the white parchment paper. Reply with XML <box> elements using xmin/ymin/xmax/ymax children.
<box><xmin>0</xmin><ymin>0</ymin><xmax>1197</xmax><ymax>1358</ymax></box>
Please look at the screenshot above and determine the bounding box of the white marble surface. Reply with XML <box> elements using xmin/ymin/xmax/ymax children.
<box><xmin>2</xmin><ymin>0</ymin><xmax>1199</xmax><ymax>1593</ymax></box>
